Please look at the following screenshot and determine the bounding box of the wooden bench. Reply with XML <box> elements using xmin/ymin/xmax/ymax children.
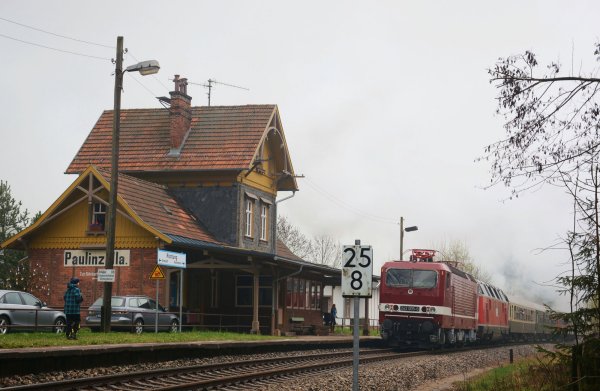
<box><xmin>290</xmin><ymin>317</ymin><xmax>313</xmax><ymax>335</ymax></box>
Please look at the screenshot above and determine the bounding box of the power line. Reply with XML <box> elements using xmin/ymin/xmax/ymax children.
<box><xmin>0</xmin><ymin>16</ymin><xmax>114</xmax><ymax>48</ymax></box>
<box><xmin>0</xmin><ymin>32</ymin><xmax>111</xmax><ymax>61</ymax></box>
<box><xmin>304</xmin><ymin>177</ymin><xmax>397</xmax><ymax>225</ymax></box>
<box><xmin>127</xmin><ymin>73</ymin><xmax>160</xmax><ymax>99</ymax></box>
<box><xmin>127</xmin><ymin>52</ymin><xmax>170</xmax><ymax>93</ymax></box>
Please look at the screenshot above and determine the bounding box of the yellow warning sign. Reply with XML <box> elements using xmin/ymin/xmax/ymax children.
<box><xmin>150</xmin><ymin>265</ymin><xmax>166</xmax><ymax>280</ymax></box>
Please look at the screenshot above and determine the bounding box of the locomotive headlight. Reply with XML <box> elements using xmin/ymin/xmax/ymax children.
<box><xmin>421</xmin><ymin>306</ymin><xmax>427</xmax><ymax>313</ymax></box>
<box><xmin>393</xmin><ymin>304</ymin><xmax>399</xmax><ymax>311</ymax></box>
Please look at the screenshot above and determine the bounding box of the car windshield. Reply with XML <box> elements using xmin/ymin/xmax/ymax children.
<box><xmin>386</xmin><ymin>269</ymin><xmax>437</xmax><ymax>288</ymax></box>
<box><xmin>91</xmin><ymin>297</ymin><xmax>126</xmax><ymax>307</ymax></box>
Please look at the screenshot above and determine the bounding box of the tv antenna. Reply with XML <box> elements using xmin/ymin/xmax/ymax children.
<box><xmin>188</xmin><ymin>78</ymin><xmax>249</xmax><ymax>106</ymax></box>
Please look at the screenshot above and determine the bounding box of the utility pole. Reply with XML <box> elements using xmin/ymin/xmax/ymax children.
<box><xmin>399</xmin><ymin>216</ymin><xmax>404</xmax><ymax>261</ymax></box>
<box><xmin>102</xmin><ymin>36</ymin><xmax>124</xmax><ymax>332</ymax></box>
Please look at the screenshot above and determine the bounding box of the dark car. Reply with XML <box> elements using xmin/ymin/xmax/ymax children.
<box><xmin>85</xmin><ymin>295</ymin><xmax>179</xmax><ymax>334</ymax></box>
<box><xmin>0</xmin><ymin>289</ymin><xmax>67</xmax><ymax>334</ymax></box>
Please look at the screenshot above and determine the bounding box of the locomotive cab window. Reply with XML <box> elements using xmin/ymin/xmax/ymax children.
<box><xmin>386</xmin><ymin>269</ymin><xmax>437</xmax><ymax>288</ymax></box>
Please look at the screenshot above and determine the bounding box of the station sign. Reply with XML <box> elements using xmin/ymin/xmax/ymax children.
<box><xmin>157</xmin><ymin>249</ymin><xmax>187</xmax><ymax>268</ymax></box>
<box><xmin>341</xmin><ymin>244</ymin><xmax>373</xmax><ymax>298</ymax></box>
<box><xmin>64</xmin><ymin>250</ymin><xmax>130</xmax><ymax>267</ymax></box>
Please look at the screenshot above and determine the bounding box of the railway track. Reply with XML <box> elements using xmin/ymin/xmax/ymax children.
<box><xmin>1</xmin><ymin>348</ymin><xmax>423</xmax><ymax>390</ymax></box>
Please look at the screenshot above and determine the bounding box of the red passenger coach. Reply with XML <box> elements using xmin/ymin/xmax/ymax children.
<box><xmin>379</xmin><ymin>250</ymin><xmax>478</xmax><ymax>348</ymax></box>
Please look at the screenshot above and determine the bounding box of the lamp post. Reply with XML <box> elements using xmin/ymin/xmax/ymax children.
<box><xmin>399</xmin><ymin>216</ymin><xmax>418</xmax><ymax>261</ymax></box>
<box><xmin>102</xmin><ymin>36</ymin><xmax>159</xmax><ymax>332</ymax></box>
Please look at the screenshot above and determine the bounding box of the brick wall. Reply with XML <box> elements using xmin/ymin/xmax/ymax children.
<box><xmin>28</xmin><ymin>247</ymin><xmax>165</xmax><ymax>309</ymax></box>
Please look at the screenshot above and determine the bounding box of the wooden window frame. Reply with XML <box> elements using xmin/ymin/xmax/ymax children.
<box><xmin>260</xmin><ymin>204</ymin><xmax>268</xmax><ymax>241</ymax></box>
<box><xmin>245</xmin><ymin>199</ymin><xmax>254</xmax><ymax>238</ymax></box>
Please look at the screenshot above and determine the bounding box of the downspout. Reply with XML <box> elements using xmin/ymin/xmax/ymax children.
<box><xmin>275</xmin><ymin>191</ymin><xmax>295</xmax><ymax>205</ymax></box>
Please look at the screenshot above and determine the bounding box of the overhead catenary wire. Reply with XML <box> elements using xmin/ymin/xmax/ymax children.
<box><xmin>0</xmin><ymin>15</ymin><xmax>165</xmax><ymax>99</ymax></box>
<box><xmin>303</xmin><ymin>177</ymin><xmax>397</xmax><ymax>225</ymax></box>
<box><xmin>0</xmin><ymin>32</ymin><xmax>111</xmax><ymax>61</ymax></box>
<box><xmin>0</xmin><ymin>16</ymin><xmax>114</xmax><ymax>48</ymax></box>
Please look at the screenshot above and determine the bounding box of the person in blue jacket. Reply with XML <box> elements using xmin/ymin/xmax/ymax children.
<box><xmin>330</xmin><ymin>303</ymin><xmax>337</xmax><ymax>332</ymax></box>
<box><xmin>63</xmin><ymin>277</ymin><xmax>83</xmax><ymax>340</ymax></box>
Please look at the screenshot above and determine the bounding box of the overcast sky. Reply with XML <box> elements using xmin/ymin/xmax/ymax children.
<box><xmin>1</xmin><ymin>1</ymin><xmax>598</xmax><ymax>311</ymax></box>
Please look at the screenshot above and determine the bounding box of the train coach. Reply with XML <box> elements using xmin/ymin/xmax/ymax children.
<box><xmin>378</xmin><ymin>249</ymin><xmax>478</xmax><ymax>348</ymax></box>
<box><xmin>508</xmin><ymin>297</ymin><xmax>555</xmax><ymax>341</ymax></box>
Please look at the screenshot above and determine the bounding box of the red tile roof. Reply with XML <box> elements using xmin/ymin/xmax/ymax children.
<box><xmin>67</xmin><ymin>105</ymin><xmax>278</xmax><ymax>174</ymax></box>
<box><xmin>95</xmin><ymin>167</ymin><xmax>221</xmax><ymax>245</ymax></box>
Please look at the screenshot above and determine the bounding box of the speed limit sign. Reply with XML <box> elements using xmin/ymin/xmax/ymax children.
<box><xmin>341</xmin><ymin>244</ymin><xmax>373</xmax><ymax>297</ymax></box>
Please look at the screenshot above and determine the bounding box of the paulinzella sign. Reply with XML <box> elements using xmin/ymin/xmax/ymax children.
<box><xmin>64</xmin><ymin>250</ymin><xmax>130</xmax><ymax>267</ymax></box>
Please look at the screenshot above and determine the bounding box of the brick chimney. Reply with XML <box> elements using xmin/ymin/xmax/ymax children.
<box><xmin>169</xmin><ymin>75</ymin><xmax>192</xmax><ymax>153</ymax></box>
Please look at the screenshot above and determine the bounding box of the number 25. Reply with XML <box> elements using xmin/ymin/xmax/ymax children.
<box><xmin>344</xmin><ymin>247</ymin><xmax>371</xmax><ymax>268</ymax></box>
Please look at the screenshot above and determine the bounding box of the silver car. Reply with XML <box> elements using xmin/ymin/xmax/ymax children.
<box><xmin>0</xmin><ymin>289</ymin><xmax>67</xmax><ymax>334</ymax></box>
<box><xmin>85</xmin><ymin>295</ymin><xmax>179</xmax><ymax>334</ymax></box>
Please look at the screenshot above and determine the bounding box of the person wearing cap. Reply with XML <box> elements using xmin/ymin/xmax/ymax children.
<box><xmin>63</xmin><ymin>277</ymin><xmax>83</xmax><ymax>340</ymax></box>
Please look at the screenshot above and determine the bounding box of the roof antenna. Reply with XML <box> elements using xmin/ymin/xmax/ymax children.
<box><xmin>188</xmin><ymin>79</ymin><xmax>249</xmax><ymax>106</ymax></box>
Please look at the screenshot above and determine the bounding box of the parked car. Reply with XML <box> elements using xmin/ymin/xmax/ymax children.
<box><xmin>0</xmin><ymin>289</ymin><xmax>67</xmax><ymax>334</ymax></box>
<box><xmin>85</xmin><ymin>295</ymin><xmax>179</xmax><ymax>334</ymax></box>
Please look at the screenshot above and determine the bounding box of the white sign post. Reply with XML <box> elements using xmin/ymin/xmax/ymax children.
<box><xmin>157</xmin><ymin>250</ymin><xmax>186</xmax><ymax>332</ymax></box>
<box><xmin>342</xmin><ymin>240</ymin><xmax>373</xmax><ymax>391</ymax></box>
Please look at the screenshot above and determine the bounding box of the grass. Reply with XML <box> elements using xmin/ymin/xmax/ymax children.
<box><xmin>0</xmin><ymin>328</ymin><xmax>285</xmax><ymax>349</ymax></box>
<box><xmin>453</xmin><ymin>356</ymin><xmax>572</xmax><ymax>391</ymax></box>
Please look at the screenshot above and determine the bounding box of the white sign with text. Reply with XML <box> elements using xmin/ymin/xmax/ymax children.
<box><xmin>157</xmin><ymin>249</ymin><xmax>187</xmax><ymax>268</ymax></box>
<box><xmin>341</xmin><ymin>245</ymin><xmax>373</xmax><ymax>298</ymax></box>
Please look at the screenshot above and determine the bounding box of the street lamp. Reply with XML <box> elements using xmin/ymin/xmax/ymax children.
<box><xmin>102</xmin><ymin>36</ymin><xmax>159</xmax><ymax>332</ymax></box>
<box><xmin>399</xmin><ymin>216</ymin><xmax>418</xmax><ymax>261</ymax></box>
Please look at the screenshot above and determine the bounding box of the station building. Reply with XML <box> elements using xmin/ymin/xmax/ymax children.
<box><xmin>1</xmin><ymin>76</ymin><xmax>344</xmax><ymax>335</ymax></box>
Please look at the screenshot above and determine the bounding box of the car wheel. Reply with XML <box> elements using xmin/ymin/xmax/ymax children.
<box><xmin>133</xmin><ymin>319</ymin><xmax>144</xmax><ymax>334</ymax></box>
<box><xmin>53</xmin><ymin>317</ymin><xmax>66</xmax><ymax>334</ymax></box>
<box><xmin>0</xmin><ymin>316</ymin><xmax>10</xmax><ymax>335</ymax></box>
<box><xmin>169</xmin><ymin>319</ymin><xmax>179</xmax><ymax>333</ymax></box>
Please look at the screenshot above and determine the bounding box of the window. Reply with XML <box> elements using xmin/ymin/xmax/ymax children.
<box><xmin>386</xmin><ymin>269</ymin><xmax>437</xmax><ymax>288</ymax></box>
<box><xmin>210</xmin><ymin>271</ymin><xmax>219</xmax><ymax>308</ymax></box>
<box><xmin>260</xmin><ymin>204</ymin><xmax>268</xmax><ymax>241</ymax></box>
<box><xmin>236</xmin><ymin>274</ymin><xmax>272</xmax><ymax>307</ymax></box>
<box><xmin>92</xmin><ymin>202</ymin><xmax>106</xmax><ymax>230</ymax></box>
<box><xmin>245</xmin><ymin>199</ymin><xmax>254</xmax><ymax>237</ymax></box>
<box><xmin>286</xmin><ymin>278</ymin><xmax>322</xmax><ymax>309</ymax></box>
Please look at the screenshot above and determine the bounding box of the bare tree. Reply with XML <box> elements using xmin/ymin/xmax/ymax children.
<box><xmin>277</xmin><ymin>215</ymin><xmax>342</xmax><ymax>267</ymax></box>
<box><xmin>310</xmin><ymin>234</ymin><xmax>341</xmax><ymax>267</ymax></box>
<box><xmin>276</xmin><ymin>215</ymin><xmax>313</xmax><ymax>260</ymax></box>
<box><xmin>482</xmin><ymin>45</ymin><xmax>600</xmax><ymax>197</ymax></box>
<box><xmin>433</xmin><ymin>240</ymin><xmax>493</xmax><ymax>283</ymax></box>
<box><xmin>486</xmin><ymin>45</ymin><xmax>600</xmax><ymax>381</ymax></box>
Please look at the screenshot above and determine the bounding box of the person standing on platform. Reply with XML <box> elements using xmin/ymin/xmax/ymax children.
<box><xmin>330</xmin><ymin>303</ymin><xmax>337</xmax><ymax>332</ymax></box>
<box><xmin>64</xmin><ymin>277</ymin><xmax>83</xmax><ymax>340</ymax></box>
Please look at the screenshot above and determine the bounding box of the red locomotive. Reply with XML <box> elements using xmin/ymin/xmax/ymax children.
<box><xmin>379</xmin><ymin>249</ymin><xmax>478</xmax><ymax>348</ymax></box>
<box><xmin>476</xmin><ymin>281</ymin><xmax>509</xmax><ymax>341</ymax></box>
